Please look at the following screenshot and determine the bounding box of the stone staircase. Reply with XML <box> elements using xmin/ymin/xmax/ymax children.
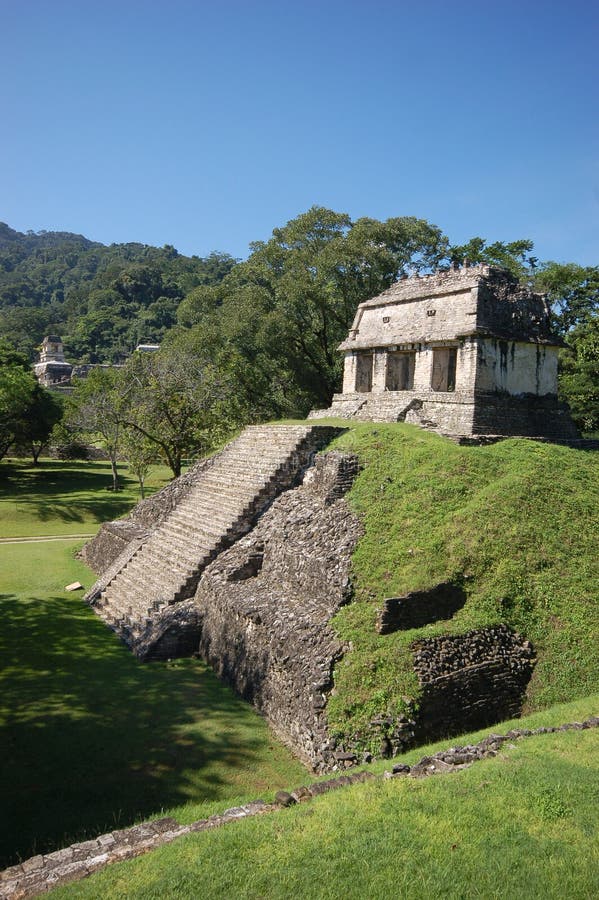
<box><xmin>89</xmin><ymin>425</ymin><xmax>340</xmax><ymax>653</ymax></box>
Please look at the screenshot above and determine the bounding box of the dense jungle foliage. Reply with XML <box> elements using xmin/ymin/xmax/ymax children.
<box><xmin>1</xmin><ymin>210</ymin><xmax>597</xmax><ymax>434</ymax></box>
<box><xmin>0</xmin><ymin>222</ymin><xmax>236</xmax><ymax>363</ymax></box>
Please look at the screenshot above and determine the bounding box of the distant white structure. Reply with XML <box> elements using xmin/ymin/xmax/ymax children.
<box><xmin>135</xmin><ymin>343</ymin><xmax>160</xmax><ymax>353</ymax></box>
<box><xmin>34</xmin><ymin>336</ymin><xmax>131</xmax><ymax>390</ymax></box>
<box><xmin>34</xmin><ymin>336</ymin><xmax>73</xmax><ymax>386</ymax></box>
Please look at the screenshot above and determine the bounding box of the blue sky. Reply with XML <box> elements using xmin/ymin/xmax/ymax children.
<box><xmin>1</xmin><ymin>0</ymin><xmax>597</xmax><ymax>264</ymax></box>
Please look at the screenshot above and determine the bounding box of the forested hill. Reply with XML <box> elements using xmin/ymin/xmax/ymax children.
<box><xmin>1</xmin><ymin>210</ymin><xmax>596</xmax><ymax>429</ymax></box>
<box><xmin>0</xmin><ymin>223</ymin><xmax>236</xmax><ymax>363</ymax></box>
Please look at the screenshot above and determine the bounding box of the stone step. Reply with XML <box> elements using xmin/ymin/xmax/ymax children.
<box><xmin>156</xmin><ymin>525</ymin><xmax>215</xmax><ymax>552</ymax></box>
<box><xmin>115</xmin><ymin>569</ymin><xmax>185</xmax><ymax>599</ymax></box>
<box><xmin>87</xmin><ymin>424</ymin><xmax>343</xmax><ymax>652</ymax></box>
<box><xmin>172</xmin><ymin>498</ymin><xmax>250</xmax><ymax>519</ymax></box>
<box><xmin>150</xmin><ymin>530</ymin><xmax>205</xmax><ymax>557</ymax></box>
<box><xmin>142</xmin><ymin>545</ymin><xmax>204</xmax><ymax>575</ymax></box>
<box><xmin>174</xmin><ymin>489</ymin><xmax>255</xmax><ymax>514</ymax></box>
<box><xmin>122</xmin><ymin>550</ymin><xmax>189</xmax><ymax>581</ymax></box>
<box><xmin>164</xmin><ymin>511</ymin><xmax>239</xmax><ymax>540</ymax></box>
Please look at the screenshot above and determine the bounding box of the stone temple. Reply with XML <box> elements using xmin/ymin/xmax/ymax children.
<box><xmin>34</xmin><ymin>335</ymin><xmax>73</xmax><ymax>387</ymax></box>
<box><xmin>311</xmin><ymin>264</ymin><xmax>578</xmax><ymax>439</ymax></box>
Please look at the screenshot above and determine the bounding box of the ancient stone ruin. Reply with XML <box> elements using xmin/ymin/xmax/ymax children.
<box><xmin>33</xmin><ymin>336</ymin><xmax>73</xmax><ymax>387</ymax></box>
<box><xmin>84</xmin><ymin>424</ymin><xmax>536</xmax><ymax>771</ymax></box>
<box><xmin>310</xmin><ymin>263</ymin><xmax>578</xmax><ymax>439</ymax></box>
<box><xmin>85</xmin><ymin>425</ymin><xmax>342</xmax><ymax>652</ymax></box>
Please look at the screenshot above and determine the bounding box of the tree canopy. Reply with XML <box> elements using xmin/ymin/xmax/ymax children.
<box><xmin>170</xmin><ymin>207</ymin><xmax>450</xmax><ymax>415</ymax></box>
<box><xmin>2</xmin><ymin>211</ymin><xmax>597</xmax><ymax>441</ymax></box>
<box><xmin>0</xmin><ymin>359</ymin><xmax>61</xmax><ymax>463</ymax></box>
<box><xmin>0</xmin><ymin>223</ymin><xmax>236</xmax><ymax>362</ymax></box>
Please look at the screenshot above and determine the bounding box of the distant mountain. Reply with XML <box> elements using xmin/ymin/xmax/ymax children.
<box><xmin>0</xmin><ymin>223</ymin><xmax>236</xmax><ymax>362</ymax></box>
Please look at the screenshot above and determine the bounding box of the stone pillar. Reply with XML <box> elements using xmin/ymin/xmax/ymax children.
<box><xmin>413</xmin><ymin>345</ymin><xmax>432</xmax><ymax>391</ymax></box>
<box><xmin>372</xmin><ymin>349</ymin><xmax>387</xmax><ymax>393</ymax></box>
<box><xmin>342</xmin><ymin>353</ymin><xmax>357</xmax><ymax>393</ymax></box>
<box><xmin>456</xmin><ymin>338</ymin><xmax>477</xmax><ymax>394</ymax></box>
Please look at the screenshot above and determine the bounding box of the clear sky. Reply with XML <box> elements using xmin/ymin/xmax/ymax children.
<box><xmin>1</xmin><ymin>0</ymin><xmax>597</xmax><ymax>264</ymax></box>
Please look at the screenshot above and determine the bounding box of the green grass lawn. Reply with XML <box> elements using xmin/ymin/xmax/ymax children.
<box><xmin>0</xmin><ymin>460</ymin><xmax>307</xmax><ymax>869</ymax></box>
<box><xmin>50</xmin><ymin>695</ymin><xmax>599</xmax><ymax>899</ymax></box>
<box><xmin>0</xmin><ymin>459</ymin><xmax>174</xmax><ymax>538</ymax></box>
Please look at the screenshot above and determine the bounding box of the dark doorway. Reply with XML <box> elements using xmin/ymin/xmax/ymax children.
<box><xmin>355</xmin><ymin>353</ymin><xmax>373</xmax><ymax>392</ymax></box>
<box><xmin>386</xmin><ymin>352</ymin><xmax>415</xmax><ymax>391</ymax></box>
<box><xmin>431</xmin><ymin>348</ymin><xmax>457</xmax><ymax>392</ymax></box>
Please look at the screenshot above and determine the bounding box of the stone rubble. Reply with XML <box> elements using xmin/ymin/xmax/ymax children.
<box><xmin>2</xmin><ymin>717</ymin><xmax>596</xmax><ymax>899</ymax></box>
<box><xmin>194</xmin><ymin>451</ymin><xmax>364</xmax><ymax>770</ymax></box>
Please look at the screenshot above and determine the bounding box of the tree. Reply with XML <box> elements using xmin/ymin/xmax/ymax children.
<box><xmin>0</xmin><ymin>366</ymin><xmax>38</xmax><ymax>461</ymax></box>
<box><xmin>179</xmin><ymin>207</ymin><xmax>449</xmax><ymax>414</ymax></box>
<box><xmin>122</xmin><ymin>431</ymin><xmax>157</xmax><ymax>498</ymax></box>
<box><xmin>534</xmin><ymin>264</ymin><xmax>599</xmax><ymax>433</ymax></box>
<box><xmin>65</xmin><ymin>368</ymin><xmax>128</xmax><ymax>490</ymax></box>
<box><xmin>12</xmin><ymin>386</ymin><xmax>63</xmax><ymax>464</ymax></box>
<box><xmin>534</xmin><ymin>263</ymin><xmax>599</xmax><ymax>335</ymax></box>
<box><xmin>559</xmin><ymin>317</ymin><xmax>599</xmax><ymax>433</ymax></box>
<box><xmin>446</xmin><ymin>237</ymin><xmax>538</xmax><ymax>277</ymax></box>
<box><xmin>119</xmin><ymin>347</ymin><xmax>230</xmax><ymax>478</ymax></box>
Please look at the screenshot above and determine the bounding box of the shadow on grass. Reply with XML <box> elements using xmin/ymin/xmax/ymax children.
<box><xmin>9</xmin><ymin>498</ymin><xmax>137</xmax><ymax>524</ymax></box>
<box><xmin>0</xmin><ymin>461</ymin><xmax>125</xmax><ymax>495</ymax></box>
<box><xmin>0</xmin><ymin>461</ymin><xmax>144</xmax><ymax>524</ymax></box>
<box><xmin>0</xmin><ymin>592</ymin><xmax>271</xmax><ymax>868</ymax></box>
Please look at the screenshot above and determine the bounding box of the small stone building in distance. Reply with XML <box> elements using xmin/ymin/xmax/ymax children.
<box><xmin>312</xmin><ymin>264</ymin><xmax>578</xmax><ymax>440</ymax></box>
<box><xmin>34</xmin><ymin>335</ymin><xmax>73</xmax><ymax>387</ymax></box>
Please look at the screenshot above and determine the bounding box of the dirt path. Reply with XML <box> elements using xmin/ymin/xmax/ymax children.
<box><xmin>0</xmin><ymin>534</ymin><xmax>95</xmax><ymax>545</ymax></box>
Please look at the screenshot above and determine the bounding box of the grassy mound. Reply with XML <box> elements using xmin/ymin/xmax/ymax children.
<box><xmin>324</xmin><ymin>424</ymin><xmax>599</xmax><ymax>746</ymax></box>
<box><xmin>49</xmin><ymin>695</ymin><xmax>599</xmax><ymax>899</ymax></box>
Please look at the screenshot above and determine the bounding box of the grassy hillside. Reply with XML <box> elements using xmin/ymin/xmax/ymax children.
<box><xmin>324</xmin><ymin>423</ymin><xmax>599</xmax><ymax>747</ymax></box>
<box><xmin>50</xmin><ymin>696</ymin><xmax>599</xmax><ymax>899</ymax></box>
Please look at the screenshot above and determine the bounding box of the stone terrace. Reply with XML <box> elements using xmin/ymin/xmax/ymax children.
<box><xmin>87</xmin><ymin>425</ymin><xmax>341</xmax><ymax>655</ymax></box>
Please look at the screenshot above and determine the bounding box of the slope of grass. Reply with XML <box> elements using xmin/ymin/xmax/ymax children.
<box><xmin>0</xmin><ymin>465</ymin><xmax>307</xmax><ymax>868</ymax></box>
<box><xmin>0</xmin><ymin>459</ymin><xmax>174</xmax><ymax>537</ymax></box>
<box><xmin>50</xmin><ymin>695</ymin><xmax>599</xmax><ymax>899</ymax></box>
<box><xmin>324</xmin><ymin>424</ymin><xmax>599</xmax><ymax>746</ymax></box>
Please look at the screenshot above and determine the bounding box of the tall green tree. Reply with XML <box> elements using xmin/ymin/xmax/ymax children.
<box><xmin>534</xmin><ymin>263</ymin><xmax>599</xmax><ymax>335</ymax></box>
<box><xmin>534</xmin><ymin>263</ymin><xmax>599</xmax><ymax>432</ymax></box>
<box><xmin>559</xmin><ymin>317</ymin><xmax>599</xmax><ymax>432</ymax></box>
<box><xmin>119</xmin><ymin>348</ymin><xmax>230</xmax><ymax>477</ymax></box>
<box><xmin>65</xmin><ymin>368</ymin><xmax>129</xmax><ymax>490</ymax></box>
<box><xmin>0</xmin><ymin>366</ymin><xmax>38</xmax><ymax>461</ymax></box>
<box><xmin>176</xmin><ymin>207</ymin><xmax>449</xmax><ymax>414</ymax></box>
<box><xmin>12</xmin><ymin>387</ymin><xmax>63</xmax><ymax>464</ymax></box>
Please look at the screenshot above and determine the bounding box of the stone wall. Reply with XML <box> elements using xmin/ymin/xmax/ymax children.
<box><xmin>412</xmin><ymin>625</ymin><xmax>536</xmax><ymax>739</ymax></box>
<box><xmin>471</xmin><ymin>391</ymin><xmax>580</xmax><ymax>438</ymax></box>
<box><xmin>80</xmin><ymin>520</ymin><xmax>149</xmax><ymax>575</ymax></box>
<box><xmin>194</xmin><ymin>452</ymin><xmax>363</xmax><ymax>771</ymax></box>
<box><xmin>475</xmin><ymin>338</ymin><xmax>558</xmax><ymax>396</ymax></box>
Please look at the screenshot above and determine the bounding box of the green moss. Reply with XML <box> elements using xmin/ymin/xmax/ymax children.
<box><xmin>325</xmin><ymin>424</ymin><xmax>599</xmax><ymax>743</ymax></box>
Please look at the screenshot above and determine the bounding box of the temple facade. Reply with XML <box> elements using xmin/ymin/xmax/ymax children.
<box><xmin>311</xmin><ymin>264</ymin><xmax>578</xmax><ymax>439</ymax></box>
